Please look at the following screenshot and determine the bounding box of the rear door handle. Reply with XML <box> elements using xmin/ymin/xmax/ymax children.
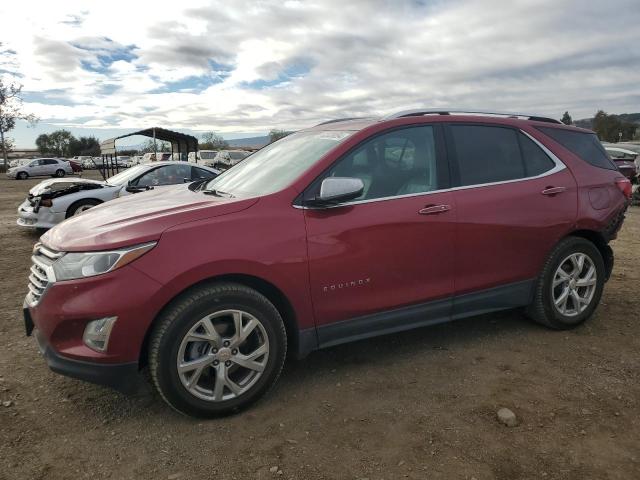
<box><xmin>419</xmin><ymin>204</ymin><xmax>451</xmax><ymax>215</ymax></box>
<box><xmin>541</xmin><ymin>186</ymin><xmax>567</xmax><ymax>196</ymax></box>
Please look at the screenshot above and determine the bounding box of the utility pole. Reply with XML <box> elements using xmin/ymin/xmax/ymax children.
<box><xmin>0</xmin><ymin>106</ymin><xmax>7</xmax><ymax>169</ymax></box>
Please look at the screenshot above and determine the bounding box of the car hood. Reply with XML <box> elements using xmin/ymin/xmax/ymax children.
<box><xmin>41</xmin><ymin>184</ymin><xmax>259</xmax><ymax>252</ymax></box>
<box><xmin>29</xmin><ymin>178</ymin><xmax>105</xmax><ymax>197</ymax></box>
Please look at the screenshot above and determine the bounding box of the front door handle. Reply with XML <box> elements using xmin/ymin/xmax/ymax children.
<box><xmin>541</xmin><ymin>186</ymin><xmax>567</xmax><ymax>196</ymax></box>
<box><xmin>419</xmin><ymin>204</ymin><xmax>451</xmax><ymax>215</ymax></box>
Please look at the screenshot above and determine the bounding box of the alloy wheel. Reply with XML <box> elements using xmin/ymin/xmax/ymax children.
<box><xmin>73</xmin><ymin>205</ymin><xmax>94</xmax><ymax>216</ymax></box>
<box><xmin>176</xmin><ymin>309</ymin><xmax>269</xmax><ymax>402</ymax></box>
<box><xmin>551</xmin><ymin>252</ymin><xmax>597</xmax><ymax>317</ymax></box>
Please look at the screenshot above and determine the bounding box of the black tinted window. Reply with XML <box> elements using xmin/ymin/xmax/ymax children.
<box><xmin>519</xmin><ymin>133</ymin><xmax>555</xmax><ymax>176</ymax></box>
<box><xmin>45</xmin><ymin>159</ymin><xmax>58</xmax><ymax>165</ymax></box>
<box><xmin>321</xmin><ymin>126</ymin><xmax>438</xmax><ymax>201</ymax></box>
<box><xmin>136</xmin><ymin>164</ymin><xmax>192</xmax><ymax>187</ymax></box>
<box><xmin>538</xmin><ymin>127</ymin><xmax>616</xmax><ymax>170</ymax></box>
<box><xmin>451</xmin><ymin>125</ymin><xmax>524</xmax><ymax>186</ymax></box>
<box><xmin>192</xmin><ymin>167</ymin><xmax>215</xmax><ymax>180</ymax></box>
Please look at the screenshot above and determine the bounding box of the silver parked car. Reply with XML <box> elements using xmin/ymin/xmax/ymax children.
<box><xmin>17</xmin><ymin>161</ymin><xmax>220</xmax><ymax>229</ymax></box>
<box><xmin>6</xmin><ymin>158</ymin><xmax>73</xmax><ymax>180</ymax></box>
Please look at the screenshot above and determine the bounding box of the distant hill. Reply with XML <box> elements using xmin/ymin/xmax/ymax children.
<box><xmin>574</xmin><ymin>112</ymin><xmax>640</xmax><ymax>129</ymax></box>
<box><xmin>228</xmin><ymin>135</ymin><xmax>269</xmax><ymax>148</ymax></box>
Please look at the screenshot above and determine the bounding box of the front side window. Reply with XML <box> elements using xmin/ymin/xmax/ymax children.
<box><xmin>136</xmin><ymin>164</ymin><xmax>192</xmax><ymax>187</ymax></box>
<box><xmin>314</xmin><ymin>126</ymin><xmax>439</xmax><ymax>201</ymax></box>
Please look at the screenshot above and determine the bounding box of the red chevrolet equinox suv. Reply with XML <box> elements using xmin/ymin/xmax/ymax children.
<box><xmin>24</xmin><ymin>110</ymin><xmax>631</xmax><ymax>417</ymax></box>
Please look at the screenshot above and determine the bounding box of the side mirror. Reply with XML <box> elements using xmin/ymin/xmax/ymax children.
<box><xmin>308</xmin><ymin>177</ymin><xmax>364</xmax><ymax>207</ymax></box>
<box><xmin>125</xmin><ymin>185</ymin><xmax>142</xmax><ymax>193</ymax></box>
<box><xmin>183</xmin><ymin>177</ymin><xmax>191</xmax><ymax>183</ymax></box>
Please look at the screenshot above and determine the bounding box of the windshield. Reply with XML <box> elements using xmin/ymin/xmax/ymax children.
<box><xmin>106</xmin><ymin>164</ymin><xmax>149</xmax><ymax>185</ymax></box>
<box><xmin>204</xmin><ymin>130</ymin><xmax>352</xmax><ymax>196</ymax></box>
<box><xmin>201</xmin><ymin>151</ymin><xmax>218</xmax><ymax>160</ymax></box>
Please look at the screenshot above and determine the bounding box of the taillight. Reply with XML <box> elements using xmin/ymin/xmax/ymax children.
<box><xmin>615</xmin><ymin>177</ymin><xmax>632</xmax><ymax>200</ymax></box>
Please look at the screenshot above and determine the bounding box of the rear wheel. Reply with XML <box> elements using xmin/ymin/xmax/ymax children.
<box><xmin>526</xmin><ymin>237</ymin><xmax>605</xmax><ymax>329</ymax></box>
<box><xmin>55</xmin><ymin>169</ymin><xmax>65</xmax><ymax>177</ymax></box>
<box><xmin>149</xmin><ymin>282</ymin><xmax>287</xmax><ymax>417</ymax></box>
<box><xmin>17</xmin><ymin>171</ymin><xmax>28</xmax><ymax>180</ymax></box>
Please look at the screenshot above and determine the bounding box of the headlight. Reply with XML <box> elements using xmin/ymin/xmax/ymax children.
<box><xmin>52</xmin><ymin>242</ymin><xmax>156</xmax><ymax>281</ymax></box>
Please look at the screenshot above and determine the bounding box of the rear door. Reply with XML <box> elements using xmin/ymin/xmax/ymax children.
<box><xmin>46</xmin><ymin>159</ymin><xmax>61</xmax><ymax>174</ymax></box>
<box><xmin>303</xmin><ymin>124</ymin><xmax>456</xmax><ymax>342</ymax></box>
<box><xmin>446</xmin><ymin>123</ymin><xmax>577</xmax><ymax>307</ymax></box>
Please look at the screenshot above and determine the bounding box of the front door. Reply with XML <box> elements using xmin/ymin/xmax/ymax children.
<box><xmin>303</xmin><ymin>125</ymin><xmax>456</xmax><ymax>344</ymax></box>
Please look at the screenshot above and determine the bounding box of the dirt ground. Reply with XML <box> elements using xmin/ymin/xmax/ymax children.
<box><xmin>0</xmin><ymin>171</ymin><xmax>638</xmax><ymax>480</ymax></box>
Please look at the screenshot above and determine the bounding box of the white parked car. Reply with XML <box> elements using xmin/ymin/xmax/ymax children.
<box><xmin>8</xmin><ymin>158</ymin><xmax>31</xmax><ymax>168</ymax></box>
<box><xmin>6</xmin><ymin>158</ymin><xmax>73</xmax><ymax>180</ymax></box>
<box><xmin>16</xmin><ymin>161</ymin><xmax>220</xmax><ymax>229</ymax></box>
<box><xmin>116</xmin><ymin>156</ymin><xmax>132</xmax><ymax>167</ymax></box>
<box><xmin>216</xmin><ymin>150</ymin><xmax>250</xmax><ymax>168</ymax></box>
<box><xmin>188</xmin><ymin>150</ymin><xmax>219</xmax><ymax>166</ymax></box>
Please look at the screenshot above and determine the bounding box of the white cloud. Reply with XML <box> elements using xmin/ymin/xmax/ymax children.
<box><xmin>1</xmin><ymin>0</ymin><xmax>639</xmax><ymax>145</ymax></box>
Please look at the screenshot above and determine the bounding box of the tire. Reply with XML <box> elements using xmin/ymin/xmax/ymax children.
<box><xmin>149</xmin><ymin>282</ymin><xmax>287</xmax><ymax>417</ymax></box>
<box><xmin>54</xmin><ymin>169</ymin><xmax>66</xmax><ymax>177</ymax></box>
<box><xmin>66</xmin><ymin>199</ymin><xmax>101</xmax><ymax>218</ymax></box>
<box><xmin>17</xmin><ymin>171</ymin><xmax>28</xmax><ymax>180</ymax></box>
<box><xmin>526</xmin><ymin>237</ymin><xmax>605</xmax><ymax>329</ymax></box>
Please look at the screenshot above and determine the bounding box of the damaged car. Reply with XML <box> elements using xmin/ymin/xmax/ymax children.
<box><xmin>17</xmin><ymin>161</ymin><xmax>220</xmax><ymax>229</ymax></box>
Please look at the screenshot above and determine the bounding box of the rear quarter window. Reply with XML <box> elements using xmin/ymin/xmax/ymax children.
<box><xmin>537</xmin><ymin>127</ymin><xmax>616</xmax><ymax>170</ymax></box>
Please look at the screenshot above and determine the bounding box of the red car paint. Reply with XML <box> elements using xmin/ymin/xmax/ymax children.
<box><xmin>26</xmin><ymin>114</ymin><xmax>628</xmax><ymax>381</ymax></box>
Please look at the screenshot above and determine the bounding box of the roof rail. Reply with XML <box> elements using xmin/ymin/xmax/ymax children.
<box><xmin>314</xmin><ymin>117</ymin><xmax>368</xmax><ymax>126</ymax></box>
<box><xmin>382</xmin><ymin>108</ymin><xmax>563</xmax><ymax>124</ymax></box>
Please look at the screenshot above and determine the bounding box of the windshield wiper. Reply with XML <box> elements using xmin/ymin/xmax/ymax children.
<box><xmin>203</xmin><ymin>189</ymin><xmax>235</xmax><ymax>198</ymax></box>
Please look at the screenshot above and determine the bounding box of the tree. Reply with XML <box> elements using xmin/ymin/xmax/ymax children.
<box><xmin>139</xmin><ymin>138</ymin><xmax>171</xmax><ymax>153</ymax></box>
<box><xmin>200</xmin><ymin>131</ymin><xmax>228</xmax><ymax>150</ymax></box>
<box><xmin>561</xmin><ymin>111</ymin><xmax>572</xmax><ymax>125</ymax></box>
<box><xmin>35</xmin><ymin>133</ymin><xmax>54</xmax><ymax>155</ymax></box>
<box><xmin>0</xmin><ymin>77</ymin><xmax>37</xmax><ymax>168</ymax></box>
<box><xmin>592</xmin><ymin>110</ymin><xmax>638</xmax><ymax>143</ymax></box>
<box><xmin>68</xmin><ymin>136</ymin><xmax>100</xmax><ymax>156</ymax></box>
<box><xmin>269</xmin><ymin>129</ymin><xmax>291</xmax><ymax>143</ymax></box>
<box><xmin>47</xmin><ymin>130</ymin><xmax>74</xmax><ymax>157</ymax></box>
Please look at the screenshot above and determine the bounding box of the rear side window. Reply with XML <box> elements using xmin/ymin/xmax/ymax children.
<box><xmin>451</xmin><ymin>125</ymin><xmax>524</xmax><ymax>186</ymax></box>
<box><xmin>518</xmin><ymin>133</ymin><xmax>555</xmax><ymax>177</ymax></box>
<box><xmin>537</xmin><ymin>127</ymin><xmax>616</xmax><ymax>170</ymax></box>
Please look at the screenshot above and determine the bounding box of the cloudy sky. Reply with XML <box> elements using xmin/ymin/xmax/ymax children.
<box><xmin>2</xmin><ymin>0</ymin><xmax>639</xmax><ymax>147</ymax></box>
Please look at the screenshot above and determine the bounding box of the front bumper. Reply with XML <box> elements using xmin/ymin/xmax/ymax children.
<box><xmin>17</xmin><ymin>200</ymin><xmax>66</xmax><ymax>229</ymax></box>
<box><xmin>26</xmin><ymin>308</ymin><xmax>140</xmax><ymax>393</ymax></box>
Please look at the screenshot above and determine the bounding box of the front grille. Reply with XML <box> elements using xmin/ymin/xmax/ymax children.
<box><xmin>26</xmin><ymin>244</ymin><xmax>63</xmax><ymax>306</ymax></box>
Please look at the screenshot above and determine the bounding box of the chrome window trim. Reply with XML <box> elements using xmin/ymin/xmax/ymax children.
<box><xmin>294</xmin><ymin>128</ymin><xmax>566</xmax><ymax>210</ymax></box>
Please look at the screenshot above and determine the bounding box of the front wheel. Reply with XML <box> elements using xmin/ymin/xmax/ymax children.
<box><xmin>66</xmin><ymin>199</ymin><xmax>101</xmax><ymax>218</ymax></box>
<box><xmin>17</xmin><ymin>171</ymin><xmax>28</xmax><ymax>180</ymax></box>
<box><xmin>149</xmin><ymin>282</ymin><xmax>287</xmax><ymax>417</ymax></box>
<box><xmin>526</xmin><ymin>237</ymin><xmax>605</xmax><ymax>329</ymax></box>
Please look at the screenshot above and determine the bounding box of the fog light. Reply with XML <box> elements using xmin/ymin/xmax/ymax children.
<box><xmin>83</xmin><ymin>317</ymin><xmax>117</xmax><ymax>352</ymax></box>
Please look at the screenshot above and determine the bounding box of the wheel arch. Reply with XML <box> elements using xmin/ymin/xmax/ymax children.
<box><xmin>565</xmin><ymin>229</ymin><xmax>613</xmax><ymax>280</ymax></box>
<box><xmin>65</xmin><ymin>198</ymin><xmax>104</xmax><ymax>218</ymax></box>
<box><xmin>138</xmin><ymin>273</ymin><xmax>307</xmax><ymax>369</ymax></box>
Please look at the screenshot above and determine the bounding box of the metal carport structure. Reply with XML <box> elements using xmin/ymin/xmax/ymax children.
<box><xmin>99</xmin><ymin>127</ymin><xmax>198</xmax><ymax>179</ymax></box>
